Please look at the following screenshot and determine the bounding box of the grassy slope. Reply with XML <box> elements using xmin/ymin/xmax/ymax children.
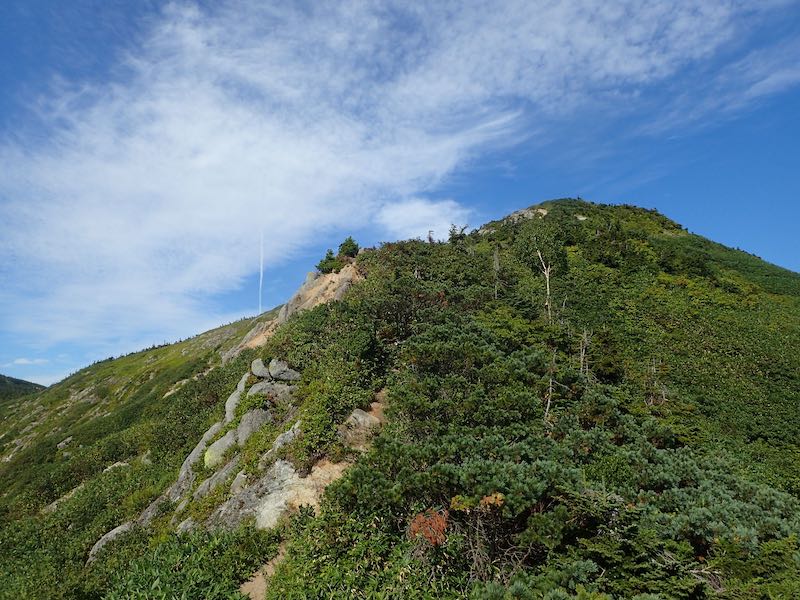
<box><xmin>0</xmin><ymin>309</ymin><xmax>278</xmax><ymax>598</ymax></box>
<box><xmin>2</xmin><ymin>199</ymin><xmax>800</xmax><ymax>599</ymax></box>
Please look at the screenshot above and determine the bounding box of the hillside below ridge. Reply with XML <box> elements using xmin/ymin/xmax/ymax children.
<box><xmin>1</xmin><ymin>198</ymin><xmax>800</xmax><ymax>599</ymax></box>
<box><xmin>0</xmin><ymin>373</ymin><xmax>45</xmax><ymax>402</ymax></box>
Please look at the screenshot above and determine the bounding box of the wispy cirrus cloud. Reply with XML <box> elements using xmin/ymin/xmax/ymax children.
<box><xmin>0</xmin><ymin>0</ymin><xmax>797</xmax><ymax>363</ymax></box>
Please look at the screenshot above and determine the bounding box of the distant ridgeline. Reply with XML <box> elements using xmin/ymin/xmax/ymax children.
<box><xmin>0</xmin><ymin>374</ymin><xmax>45</xmax><ymax>402</ymax></box>
<box><xmin>1</xmin><ymin>199</ymin><xmax>799</xmax><ymax>599</ymax></box>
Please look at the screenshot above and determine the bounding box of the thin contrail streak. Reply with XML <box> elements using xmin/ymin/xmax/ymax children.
<box><xmin>258</xmin><ymin>229</ymin><xmax>264</xmax><ymax>314</ymax></box>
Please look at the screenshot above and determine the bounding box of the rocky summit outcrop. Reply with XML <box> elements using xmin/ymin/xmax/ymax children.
<box><xmin>222</xmin><ymin>263</ymin><xmax>363</xmax><ymax>363</ymax></box>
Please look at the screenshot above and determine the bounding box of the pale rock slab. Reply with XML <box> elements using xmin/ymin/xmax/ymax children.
<box><xmin>204</xmin><ymin>430</ymin><xmax>236</xmax><ymax>469</ymax></box>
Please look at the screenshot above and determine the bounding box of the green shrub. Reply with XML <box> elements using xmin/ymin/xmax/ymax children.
<box><xmin>338</xmin><ymin>236</ymin><xmax>360</xmax><ymax>258</ymax></box>
<box><xmin>316</xmin><ymin>249</ymin><xmax>345</xmax><ymax>274</ymax></box>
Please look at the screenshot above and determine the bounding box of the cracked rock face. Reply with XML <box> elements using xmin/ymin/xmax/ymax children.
<box><xmin>206</xmin><ymin>458</ymin><xmax>347</xmax><ymax>531</ymax></box>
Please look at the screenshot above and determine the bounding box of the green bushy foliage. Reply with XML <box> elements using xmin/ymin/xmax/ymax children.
<box><xmin>316</xmin><ymin>248</ymin><xmax>344</xmax><ymax>274</ymax></box>
<box><xmin>105</xmin><ymin>526</ymin><xmax>280</xmax><ymax>599</ymax></box>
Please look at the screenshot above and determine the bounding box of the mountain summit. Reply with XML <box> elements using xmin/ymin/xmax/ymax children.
<box><xmin>2</xmin><ymin>199</ymin><xmax>799</xmax><ymax>599</ymax></box>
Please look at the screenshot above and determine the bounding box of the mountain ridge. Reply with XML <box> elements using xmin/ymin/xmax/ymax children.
<box><xmin>2</xmin><ymin>198</ymin><xmax>799</xmax><ymax>599</ymax></box>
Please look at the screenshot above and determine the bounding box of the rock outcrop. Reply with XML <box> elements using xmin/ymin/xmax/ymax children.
<box><xmin>87</xmin><ymin>522</ymin><xmax>133</xmax><ymax>564</ymax></box>
<box><xmin>251</xmin><ymin>359</ymin><xmax>271</xmax><ymax>379</ymax></box>
<box><xmin>224</xmin><ymin>374</ymin><xmax>250</xmax><ymax>423</ymax></box>
<box><xmin>338</xmin><ymin>407</ymin><xmax>381</xmax><ymax>451</ymax></box>
<box><xmin>194</xmin><ymin>456</ymin><xmax>241</xmax><ymax>500</ymax></box>
<box><xmin>223</xmin><ymin>263</ymin><xmax>363</xmax><ymax>363</ymax></box>
<box><xmin>172</xmin><ymin>421</ymin><xmax>223</xmax><ymax>500</ymax></box>
<box><xmin>206</xmin><ymin>459</ymin><xmax>348</xmax><ymax>530</ymax></box>
<box><xmin>247</xmin><ymin>381</ymin><xmax>295</xmax><ymax>405</ymax></box>
<box><xmin>237</xmin><ymin>409</ymin><xmax>272</xmax><ymax>445</ymax></box>
<box><xmin>268</xmin><ymin>359</ymin><xmax>300</xmax><ymax>381</ymax></box>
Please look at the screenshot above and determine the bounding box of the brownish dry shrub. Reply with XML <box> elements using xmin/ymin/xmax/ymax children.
<box><xmin>408</xmin><ymin>508</ymin><xmax>448</xmax><ymax>546</ymax></box>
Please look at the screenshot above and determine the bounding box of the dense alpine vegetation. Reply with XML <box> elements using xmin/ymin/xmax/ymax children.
<box><xmin>0</xmin><ymin>373</ymin><xmax>44</xmax><ymax>402</ymax></box>
<box><xmin>2</xmin><ymin>199</ymin><xmax>799</xmax><ymax>598</ymax></box>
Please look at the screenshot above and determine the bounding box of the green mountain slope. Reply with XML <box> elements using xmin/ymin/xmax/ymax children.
<box><xmin>2</xmin><ymin>199</ymin><xmax>799</xmax><ymax>599</ymax></box>
<box><xmin>0</xmin><ymin>374</ymin><xmax>45</xmax><ymax>402</ymax></box>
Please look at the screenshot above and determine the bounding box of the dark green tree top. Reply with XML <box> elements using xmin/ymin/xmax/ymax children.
<box><xmin>338</xmin><ymin>236</ymin><xmax>359</xmax><ymax>258</ymax></box>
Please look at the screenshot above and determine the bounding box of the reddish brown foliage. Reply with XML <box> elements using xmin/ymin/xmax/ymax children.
<box><xmin>408</xmin><ymin>509</ymin><xmax>448</xmax><ymax>546</ymax></box>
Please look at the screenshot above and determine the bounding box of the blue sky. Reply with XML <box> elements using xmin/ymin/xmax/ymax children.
<box><xmin>1</xmin><ymin>1</ymin><xmax>799</xmax><ymax>385</ymax></box>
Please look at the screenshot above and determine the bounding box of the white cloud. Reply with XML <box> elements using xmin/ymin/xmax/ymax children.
<box><xmin>5</xmin><ymin>358</ymin><xmax>50</xmax><ymax>366</ymax></box>
<box><xmin>0</xmin><ymin>0</ymin><xmax>795</xmax><ymax>352</ymax></box>
<box><xmin>376</xmin><ymin>198</ymin><xmax>471</xmax><ymax>241</ymax></box>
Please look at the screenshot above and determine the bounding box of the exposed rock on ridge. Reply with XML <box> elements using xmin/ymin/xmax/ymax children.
<box><xmin>222</xmin><ymin>263</ymin><xmax>362</xmax><ymax>363</ymax></box>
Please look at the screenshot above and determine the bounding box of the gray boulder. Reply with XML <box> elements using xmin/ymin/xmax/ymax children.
<box><xmin>251</xmin><ymin>358</ymin><xmax>272</xmax><ymax>379</ymax></box>
<box><xmin>224</xmin><ymin>373</ymin><xmax>250</xmax><ymax>423</ymax></box>
<box><xmin>268</xmin><ymin>359</ymin><xmax>301</xmax><ymax>381</ymax></box>
<box><xmin>57</xmin><ymin>436</ymin><xmax>73</xmax><ymax>450</ymax></box>
<box><xmin>194</xmin><ymin>455</ymin><xmax>241</xmax><ymax>500</ymax></box>
<box><xmin>87</xmin><ymin>521</ymin><xmax>132</xmax><ymax>564</ymax></box>
<box><xmin>237</xmin><ymin>409</ymin><xmax>272</xmax><ymax>445</ymax></box>
<box><xmin>247</xmin><ymin>381</ymin><xmax>296</xmax><ymax>404</ymax></box>
<box><xmin>338</xmin><ymin>408</ymin><xmax>381</xmax><ymax>450</ymax></box>
<box><xmin>176</xmin><ymin>517</ymin><xmax>196</xmax><ymax>534</ymax></box>
<box><xmin>204</xmin><ymin>430</ymin><xmax>237</xmax><ymax>469</ymax></box>
<box><xmin>168</xmin><ymin>421</ymin><xmax>222</xmax><ymax>501</ymax></box>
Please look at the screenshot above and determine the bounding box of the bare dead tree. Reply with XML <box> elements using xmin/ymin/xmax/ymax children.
<box><xmin>646</xmin><ymin>357</ymin><xmax>668</xmax><ymax>406</ymax></box>
<box><xmin>536</xmin><ymin>249</ymin><xmax>553</xmax><ymax>323</ymax></box>
<box><xmin>544</xmin><ymin>348</ymin><xmax>557</xmax><ymax>424</ymax></box>
<box><xmin>579</xmin><ymin>328</ymin><xmax>593</xmax><ymax>377</ymax></box>
<box><xmin>493</xmin><ymin>246</ymin><xmax>500</xmax><ymax>300</ymax></box>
